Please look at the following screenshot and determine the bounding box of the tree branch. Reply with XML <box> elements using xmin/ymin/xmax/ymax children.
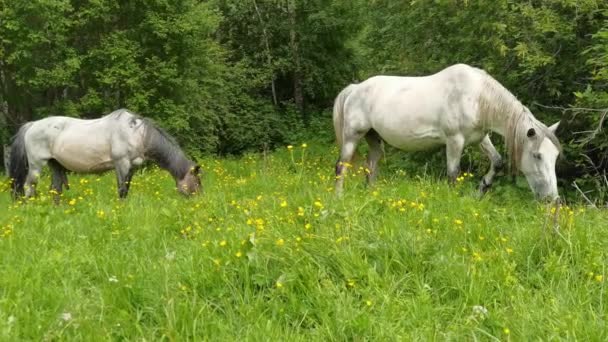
<box><xmin>252</xmin><ymin>0</ymin><xmax>278</xmax><ymax>106</ymax></box>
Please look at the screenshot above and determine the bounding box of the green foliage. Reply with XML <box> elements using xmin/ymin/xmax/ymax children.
<box><xmin>214</xmin><ymin>0</ymin><xmax>362</xmax><ymax>111</ymax></box>
<box><xmin>557</xmin><ymin>17</ymin><xmax>608</xmax><ymax>202</ymax></box>
<box><xmin>359</xmin><ymin>0</ymin><xmax>604</xmax><ymax>107</ymax></box>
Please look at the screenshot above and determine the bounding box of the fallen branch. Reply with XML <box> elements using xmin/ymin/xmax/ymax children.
<box><xmin>572</xmin><ymin>181</ymin><xmax>597</xmax><ymax>208</ymax></box>
<box><xmin>532</xmin><ymin>102</ymin><xmax>608</xmax><ymax>113</ymax></box>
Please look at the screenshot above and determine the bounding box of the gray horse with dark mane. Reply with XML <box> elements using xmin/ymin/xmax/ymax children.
<box><xmin>8</xmin><ymin>109</ymin><xmax>201</xmax><ymax>201</ymax></box>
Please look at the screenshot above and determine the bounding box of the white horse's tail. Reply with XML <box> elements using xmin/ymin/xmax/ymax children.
<box><xmin>9</xmin><ymin>122</ymin><xmax>32</xmax><ymax>198</ymax></box>
<box><xmin>333</xmin><ymin>84</ymin><xmax>357</xmax><ymax>147</ymax></box>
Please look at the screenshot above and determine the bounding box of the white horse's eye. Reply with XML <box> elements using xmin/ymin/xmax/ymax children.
<box><xmin>533</xmin><ymin>152</ymin><xmax>542</xmax><ymax>160</ymax></box>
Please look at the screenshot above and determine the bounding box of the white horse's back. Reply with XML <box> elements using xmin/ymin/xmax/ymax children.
<box><xmin>344</xmin><ymin>64</ymin><xmax>487</xmax><ymax>151</ymax></box>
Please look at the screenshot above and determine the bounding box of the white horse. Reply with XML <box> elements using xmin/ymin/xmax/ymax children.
<box><xmin>8</xmin><ymin>109</ymin><xmax>201</xmax><ymax>200</ymax></box>
<box><xmin>333</xmin><ymin>64</ymin><xmax>561</xmax><ymax>200</ymax></box>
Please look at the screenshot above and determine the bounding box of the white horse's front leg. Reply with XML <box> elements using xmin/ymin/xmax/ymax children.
<box><xmin>446</xmin><ymin>134</ymin><xmax>465</xmax><ymax>184</ymax></box>
<box><xmin>478</xmin><ymin>134</ymin><xmax>503</xmax><ymax>194</ymax></box>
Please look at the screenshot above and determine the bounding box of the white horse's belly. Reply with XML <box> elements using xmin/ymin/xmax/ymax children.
<box><xmin>375</xmin><ymin>125</ymin><xmax>444</xmax><ymax>151</ymax></box>
<box><xmin>369</xmin><ymin>102</ymin><xmax>445</xmax><ymax>151</ymax></box>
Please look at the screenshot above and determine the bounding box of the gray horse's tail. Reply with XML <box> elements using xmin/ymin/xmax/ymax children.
<box><xmin>333</xmin><ymin>83</ymin><xmax>357</xmax><ymax>147</ymax></box>
<box><xmin>9</xmin><ymin>122</ymin><xmax>32</xmax><ymax>198</ymax></box>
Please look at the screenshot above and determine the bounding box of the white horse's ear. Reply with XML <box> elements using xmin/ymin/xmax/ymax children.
<box><xmin>548</xmin><ymin>121</ymin><xmax>560</xmax><ymax>133</ymax></box>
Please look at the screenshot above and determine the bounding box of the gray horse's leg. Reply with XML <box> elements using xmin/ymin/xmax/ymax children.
<box><xmin>48</xmin><ymin>159</ymin><xmax>69</xmax><ymax>204</ymax></box>
<box><xmin>478</xmin><ymin>134</ymin><xmax>503</xmax><ymax>194</ymax></box>
<box><xmin>446</xmin><ymin>134</ymin><xmax>465</xmax><ymax>184</ymax></box>
<box><xmin>335</xmin><ymin>134</ymin><xmax>363</xmax><ymax>195</ymax></box>
<box><xmin>114</xmin><ymin>159</ymin><xmax>133</xmax><ymax>199</ymax></box>
<box><xmin>365</xmin><ymin>130</ymin><xmax>383</xmax><ymax>185</ymax></box>
<box><xmin>24</xmin><ymin>160</ymin><xmax>44</xmax><ymax>198</ymax></box>
<box><xmin>124</xmin><ymin>168</ymin><xmax>134</xmax><ymax>193</ymax></box>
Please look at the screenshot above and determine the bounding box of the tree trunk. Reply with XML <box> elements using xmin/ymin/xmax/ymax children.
<box><xmin>287</xmin><ymin>0</ymin><xmax>304</xmax><ymax>116</ymax></box>
<box><xmin>253</xmin><ymin>0</ymin><xmax>278</xmax><ymax>106</ymax></box>
<box><xmin>1</xmin><ymin>64</ymin><xmax>31</xmax><ymax>132</ymax></box>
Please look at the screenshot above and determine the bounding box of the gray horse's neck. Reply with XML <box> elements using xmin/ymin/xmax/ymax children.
<box><xmin>143</xmin><ymin>123</ymin><xmax>192</xmax><ymax>180</ymax></box>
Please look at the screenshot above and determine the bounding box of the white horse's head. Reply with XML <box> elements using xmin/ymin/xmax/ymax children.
<box><xmin>518</xmin><ymin>121</ymin><xmax>561</xmax><ymax>201</ymax></box>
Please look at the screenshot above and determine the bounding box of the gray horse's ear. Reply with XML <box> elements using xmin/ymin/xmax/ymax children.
<box><xmin>548</xmin><ymin>121</ymin><xmax>560</xmax><ymax>133</ymax></box>
<box><xmin>527</xmin><ymin>128</ymin><xmax>536</xmax><ymax>138</ymax></box>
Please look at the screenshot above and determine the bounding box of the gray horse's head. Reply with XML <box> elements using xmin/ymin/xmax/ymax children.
<box><xmin>176</xmin><ymin>164</ymin><xmax>202</xmax><ymax>196</ymax></box>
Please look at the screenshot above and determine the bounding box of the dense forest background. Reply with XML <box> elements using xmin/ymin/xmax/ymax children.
<box><xmin>1</xmin><ymin>0</ymin><xmax>607</xmax><ymax>201</ymax></box>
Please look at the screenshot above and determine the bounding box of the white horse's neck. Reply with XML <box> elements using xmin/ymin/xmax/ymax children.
<box><xmin>478</xmin><ymin>76</ymin><xmax>527</xmax><ymax>137</ymax></box>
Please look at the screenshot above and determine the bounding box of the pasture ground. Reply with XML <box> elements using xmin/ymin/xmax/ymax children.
<box><xmin>0</xmin><ymin>144</ymin><xmax>607</xmax><ymax>340</ymax></box>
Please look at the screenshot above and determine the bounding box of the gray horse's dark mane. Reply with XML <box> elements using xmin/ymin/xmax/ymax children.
<box><xmin>138</xmin><ymin>116</ymin><xmax>193</xmax><ymax>180</ymax></box>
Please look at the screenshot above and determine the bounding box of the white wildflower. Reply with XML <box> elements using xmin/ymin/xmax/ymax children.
<box><xmin>60</xmin><ymin>312</ymin><xmax>72</xmax><ymax>322</ymax></box>
<box><xmin>472</xmin><ymin>305</ymin><xmax>489</xmax><ymax>317</ymax></box>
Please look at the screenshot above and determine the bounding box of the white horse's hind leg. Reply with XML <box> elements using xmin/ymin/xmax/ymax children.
<box><xmin>478</xmin><ymin>134</ymin><xmax>503</xmax><ymax>194</ymax></box>
<box><xmin>446</xmin><ymin>134</ymin><xmax>465</xmax><ymax>184</ymax></box>
<box><xmin>335</xmin><ymin>136</ymin><xmax>362</xmax><ymax>195</ymax></box>
<box><xmin>365</xmin><ymin>130</ymin><xmax>383</xmax><ymax>185</ymax></box>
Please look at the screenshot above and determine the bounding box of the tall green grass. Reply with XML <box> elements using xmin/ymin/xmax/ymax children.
<box><xmin>0</xmin><ymin>144</ymin><xmax>606</xmax><ymax>340</ymax></box>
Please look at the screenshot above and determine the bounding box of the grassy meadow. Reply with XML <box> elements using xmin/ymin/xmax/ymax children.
<box><xmin>0</xmin><ymin>143</ymin><xmax>607</xmax><ymax>340</ymax></box>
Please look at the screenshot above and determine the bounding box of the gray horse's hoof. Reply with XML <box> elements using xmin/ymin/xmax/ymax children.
<box><xmin>479</xmin><ymin>179</ymin><xmax>492</xmax><ymax>196</ymax></box>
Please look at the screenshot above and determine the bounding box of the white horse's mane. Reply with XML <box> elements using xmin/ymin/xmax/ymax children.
<box><xmin>477</xmin><ymin>71</ymin><xmax>561</xmax><ymax>173</ymax></box>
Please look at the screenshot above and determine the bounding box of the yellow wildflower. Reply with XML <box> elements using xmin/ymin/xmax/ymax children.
<box><xmin>472</xmin><ymin>252</ymin><xmax>482</xmax><ymax>261</ymax></box>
